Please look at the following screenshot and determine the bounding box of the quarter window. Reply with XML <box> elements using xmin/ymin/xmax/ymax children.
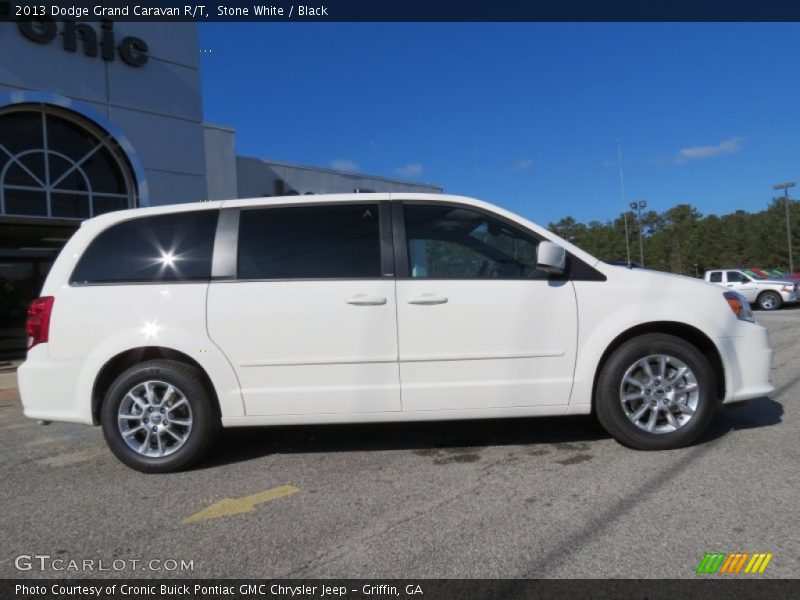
<box><xmin>403</xmin><ymin>204</ymin><xmax>545</xmax><ymax>279</ymax></box>
<box><xmin>709</xmin><ymin>272</ymin><xmax>722</xmax><ymax>283</ymax></box>
<box><xmin>70</xmin><ymin>210</ymin><xmax>218</xmax><ymax>284</ymax></box>
<box><xmin>237</xmin><ymin>203</ymin><xmax>382</xmax><ymax>279</ymax></box>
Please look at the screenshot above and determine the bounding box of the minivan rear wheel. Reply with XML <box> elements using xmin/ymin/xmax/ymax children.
<box><xmin>101</xmin><ymin>360</ymin><xmax>219</xmax><ymax>472</ymax></box>
<box><xmin>595</xmin><ymin>334</ymin><xmax>717</xmax><ymax>450</ymax></box>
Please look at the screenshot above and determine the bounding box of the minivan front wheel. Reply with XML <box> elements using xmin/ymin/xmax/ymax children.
<box><xmin>595</xmin><ymin>334</ymin><xmax>717</xmax><ymax>450</ymax></box>
<box><xmin>101</xmin><ymin>360</ymin><xmax>219</xmax><ymax>472</ymax></box>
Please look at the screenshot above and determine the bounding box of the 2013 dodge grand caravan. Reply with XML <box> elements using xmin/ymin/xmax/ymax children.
<box><xmin>19</xmin><ymin>194</ymin><xmax>774</xmax><ymax>472</ymax></box>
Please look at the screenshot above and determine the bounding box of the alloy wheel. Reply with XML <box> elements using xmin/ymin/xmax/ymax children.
<box><xmin>618</xmin><ymin>354</ymin><xmax>699</xmax><ymax>434</ymax></box>
<box><xmin>117</xmin><ymin>380</ymin><xmax>193</xmax><ymax>457</ymax></box>
<box><xmin>760</xmin><ymin>294</ymin><xmax>778</xmax><ymax>310</ymax></box>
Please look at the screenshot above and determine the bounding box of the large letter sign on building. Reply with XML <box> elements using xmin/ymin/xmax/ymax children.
<box><xmin>0</xmin><ymin>6</ymin><xmax>149</xmax><ymax>67</ymax></box>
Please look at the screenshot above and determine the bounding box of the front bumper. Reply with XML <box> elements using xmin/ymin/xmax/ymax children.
<box><xmin>779</xmin><ymin>290</ymin><xmax>799</xmax><ymax>304</ymax></box>
<box><xmin>719</xmin><ymin>323</ymin><xmax>774</xmax><ymax>403</ymax></box>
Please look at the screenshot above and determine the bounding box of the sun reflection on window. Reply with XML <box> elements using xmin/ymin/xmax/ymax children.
<box><xmin>160</xmin><ymin>252</ymin><xmax>176</xmax><ymax>267</ymax></box>
<box><xmin>147</xmin><ymin>242</ymin><xmax>186</xmax><ymax>278</ymax></box>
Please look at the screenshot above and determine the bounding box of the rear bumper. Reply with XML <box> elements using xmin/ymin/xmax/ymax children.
<box><xmin>17</xmin><ymin>346</ymin><xmax>92</xmax><ymax>424</ymax></box>
<box><xmin>720</xmin><ymin>323</ymin><xmax>774</xmax><ymax>403</ymax></box>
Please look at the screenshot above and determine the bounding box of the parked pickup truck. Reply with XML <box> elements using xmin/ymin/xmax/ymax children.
<box><xmin>704</xmin><ymin>269</ymin><xmax>799</xmax><ymax>311</ymax></box>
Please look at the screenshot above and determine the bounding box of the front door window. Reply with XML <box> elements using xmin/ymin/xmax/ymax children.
<box><xmin>403</xmin><ymin>204</ymin><xmax>546</xmax><ymax>279</ymax></box>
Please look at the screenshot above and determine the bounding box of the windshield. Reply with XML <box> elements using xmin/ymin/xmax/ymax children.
<box><xmin>743</xmin><ymin>269</ymin><xmax>767</xmax><ymax>280</ymax></box>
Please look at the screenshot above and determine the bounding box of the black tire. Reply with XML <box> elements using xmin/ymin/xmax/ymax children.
<box><xmin>101</xmin><ymin>359</ymin><xmax>220</xmax><ymax>473</ymax></box>
<box><xmin>595</xmin><ymin>334</ymin><xmax>718</xmax><ymax>450</ymax></box>
<box><xmin>757</xmin><ymin>291</ymin><xmax>782</xmax><ymax>311</ymax></box>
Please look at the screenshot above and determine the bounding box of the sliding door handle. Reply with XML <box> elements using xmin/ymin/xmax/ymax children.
<box><xmin>407</xmin><ymin>293</ymin><xmax>448</xmax><ymax>305</ymax></box>
<box><xmin>345</xmin><ymin>294</ymin><xmax>387</xmax><ymax>306</ymax></box>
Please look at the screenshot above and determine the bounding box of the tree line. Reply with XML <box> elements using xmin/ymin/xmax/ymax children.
<box><xmin>548</xmin><ymin>198</ymin><xmax>800</xmax><ymax>277</ymax></box>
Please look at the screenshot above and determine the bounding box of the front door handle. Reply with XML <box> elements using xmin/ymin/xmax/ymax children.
<box><xmin>407</xmin><ymin>293</ymin><xmax>448</xmax><ymax>305</ymax></box>
<box><xmin>345</xmin><ymin>294</ymin><xmax>387</xmax><ymax>306</ymax></box>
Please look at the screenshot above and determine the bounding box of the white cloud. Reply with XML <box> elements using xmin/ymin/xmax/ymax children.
<box><xmin>330</xmin><ymin>159</ymin><xmax>359</xmax><ymax>172</ymax></box>
<box><xmin>601</xmin><ymin>159</ymin><xmax>617</xmax><ymax>168</ymax></box>
<box><xmin>512</xmin><ymin>158</ymin><xmax>535</xmax><ymax>171</ymax></box>
<box><xmin>675</xmin><ymin>137</ymin><xmax>745</xmax><ymax>164</ymax></box>
<box><xmin>395</xmin><ymin>163</ymin><xmax>423</xmax><ymax>177</ymax></box>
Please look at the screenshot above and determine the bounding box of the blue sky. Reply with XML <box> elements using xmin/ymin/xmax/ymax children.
<box><xmin>198</xmin><ymin>23</ymin><xmax>800</xmax><ymax>226</ymax></box>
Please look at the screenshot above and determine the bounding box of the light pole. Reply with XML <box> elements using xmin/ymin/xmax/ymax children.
<box><xmin>772</xmin><ymin>182</ymin><xmax>795</xmax><ymax>274</ymax></box>
<box><xmin>630</xmin><ymin>200</ymin><xmax>647</xmax><ymax>267</ymax></box>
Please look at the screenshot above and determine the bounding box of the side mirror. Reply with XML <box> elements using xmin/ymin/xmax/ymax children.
<box><xmin>537</xmin><ymin>241</ymin><xmax>566</xmax><ymax>275</ymax></box>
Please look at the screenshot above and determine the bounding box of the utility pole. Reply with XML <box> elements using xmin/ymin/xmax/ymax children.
<box><xmin>630</xmin><ymin>200</ymin><xmax>647</xmax><ymax>267</ymax></box>
<box><xmin>772</xmin><ymin>182</ymin><xmax>795</xmax><ymax>273</ymax></box>
<box><xmin>617</xmin><ymin>142</ymin><xmax>632</xmax><ymax>266</ymax></box>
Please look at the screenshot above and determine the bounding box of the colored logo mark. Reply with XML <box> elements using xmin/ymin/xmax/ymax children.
<box><xmin>696</xmin><ymin>552</ymin><xmax>773</xmax><ymax>574</ymax></box>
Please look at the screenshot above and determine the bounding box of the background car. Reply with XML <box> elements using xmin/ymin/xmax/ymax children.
<box><xmin>705</xmin><ymin>268</ymin><xmax>800</xmax><ymax>310</ymax></box>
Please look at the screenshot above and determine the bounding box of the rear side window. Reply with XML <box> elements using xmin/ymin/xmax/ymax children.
<box><xmin>237</xmin><ymin>203</ymin><xmax>381</xmax><ymax>279</ymax></box>
<box><xmin>709</xmin><ymin>272</ymin><xmax>722</xmax><ymax>283</ymax></box>
<box><xmin>70</xmin><ymin>210</ymin><xmax>219</xmax><ymax>284</ymax></box>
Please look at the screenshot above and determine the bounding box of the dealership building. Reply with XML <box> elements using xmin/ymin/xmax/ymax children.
<box><xmin>0</xmin><ymin>21</ymin><xmax>441</xmax><ymax>357</ymax></box>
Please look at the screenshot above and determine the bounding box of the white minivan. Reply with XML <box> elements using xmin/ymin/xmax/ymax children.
<box><xmin>19</xmin><ymin>194</ymin><xmax>774</xmax><ymax>472</ymax></box>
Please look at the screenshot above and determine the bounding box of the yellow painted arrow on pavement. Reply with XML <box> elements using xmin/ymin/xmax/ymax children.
<box><xmin>181</xmin><ymin>485</ymin><xmax>300</xmax><ymax>524</ymax></box>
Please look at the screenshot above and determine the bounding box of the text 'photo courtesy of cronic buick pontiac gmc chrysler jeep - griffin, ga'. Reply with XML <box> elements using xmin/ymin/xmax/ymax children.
<box><xmin>19</xmin><ymin>194</ymin><xmax>775</xmax><ymax>472</ymax></box>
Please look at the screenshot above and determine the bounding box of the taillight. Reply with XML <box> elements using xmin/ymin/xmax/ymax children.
<box><xmin>26</xmin><ymin>296</ymin><xmax>54</xmax><ymax>349</ymax></box>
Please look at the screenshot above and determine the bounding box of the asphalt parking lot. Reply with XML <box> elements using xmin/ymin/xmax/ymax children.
<box><xmin>1</xmin><ymin>309</ymin><xmax>798</xmax><ymax>579</ymax></box>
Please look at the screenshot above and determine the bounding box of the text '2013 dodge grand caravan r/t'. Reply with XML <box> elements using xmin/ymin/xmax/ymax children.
<box><xmin>19</xmin><ymin>194</ymin><xmax>774</xmax><ymax>472</ymax></box>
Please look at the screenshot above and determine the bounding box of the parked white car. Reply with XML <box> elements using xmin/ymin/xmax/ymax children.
<box><xmin>20</xmin><ymin>194</ymin><xmax>774</xmax><ymax>472</ymax></box>
<box><xmin>704</xmin><ymin>269</ymin><xmax>799</xmax><ymax>311</ymax></box>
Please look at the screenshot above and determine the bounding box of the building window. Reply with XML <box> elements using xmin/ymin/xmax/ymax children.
<box><xmin>0</xmin><ymin>107</ymin><xmax>135</xmax><ymax>219</ymax></box>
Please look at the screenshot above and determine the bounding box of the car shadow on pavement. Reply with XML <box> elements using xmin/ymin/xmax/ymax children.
<box><xmin>700</xmin><ymin>395</ymin><xmax>784</xmax><ymax>443</ymax></box>
<box><xmin>200</xmin><ymin>414</ymin><xmax>611</xmax><ymax>469</ymax></box>
<box><xmin>201</xmin><ymin>395</ymin><xmax>785</xmax><ymax>470</ymax></box>
<box><xmin>774</xmin><ymin>303</ymin><xmax>800</xmax><ymax>311</ymax></box>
